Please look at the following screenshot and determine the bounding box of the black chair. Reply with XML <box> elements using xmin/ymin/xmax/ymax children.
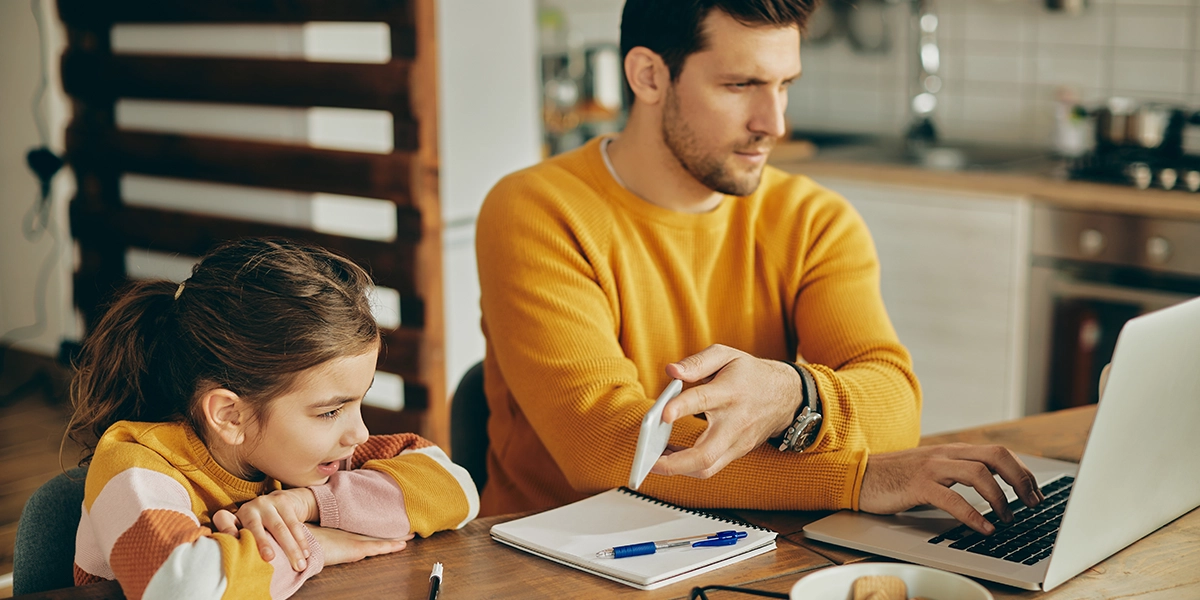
<box><xmin>449</xmin><ymin>361</ymin><xmax>489</xmax><ymax>494</ymax></box>
<box><xmin>13</xmin><ymin>466</ymin><xmax>89</xmax><ymax>595</ymax></box>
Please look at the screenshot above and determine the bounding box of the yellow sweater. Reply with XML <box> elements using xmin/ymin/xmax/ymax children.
<box><xmin>75</xmin><ymin>421</ymin><xmax>478</xmax><ymax>599</ymax></box>
<box><xmin>476</xmin><ymin>136</ymin><xmax>921</xmax><ymax>516</ymax></box>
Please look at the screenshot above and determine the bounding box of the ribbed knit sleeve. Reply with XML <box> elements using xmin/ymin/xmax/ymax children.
<box><xmin>783</xmin><ymin>189</ymin><xmax>923</xmax><ymax>459</ymax></box>
<box><xmin>476</xmin><ymin>138</ymin><xmax>920</xmax><ymax>516</ymax></box>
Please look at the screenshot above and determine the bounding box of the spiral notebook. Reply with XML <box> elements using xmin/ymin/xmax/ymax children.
<box><xmin>490</xmin><ymin>488</ymin><xmax>777</xmax><ymax>590</ymax></box>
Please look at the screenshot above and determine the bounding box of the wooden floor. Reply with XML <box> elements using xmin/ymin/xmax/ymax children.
<box><xmin>0</xmin><ymin>362</ymin><xmax>79</xmax><ymax>599</ymax></box>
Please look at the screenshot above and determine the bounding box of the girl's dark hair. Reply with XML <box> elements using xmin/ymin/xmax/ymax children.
<box><xmin>619</xmin><ymin>0</ymin><xmax>818</xmax><ymax>104</ymax></box>
<box><xmin>68</xmin><ymin>238</ymin><xmax>379</xmax><ymax>464</ymax></box>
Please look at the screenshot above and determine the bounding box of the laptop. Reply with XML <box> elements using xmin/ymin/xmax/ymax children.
<box><xmin>804</xmin><ymin>295</ymin><xmax>1200</xmax><ymax>591</ymax></box>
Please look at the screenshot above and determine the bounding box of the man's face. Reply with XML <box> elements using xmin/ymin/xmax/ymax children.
<box><xmin>661</xmin><ymin>10</ymin><xmax>801</xmax><ymax>196</ymax></box>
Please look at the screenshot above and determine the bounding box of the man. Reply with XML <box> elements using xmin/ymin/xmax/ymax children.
<box><xmin>475</xmin><ymin>0</ymin><xmax>1042</xmax><ymax>536</ymax></box>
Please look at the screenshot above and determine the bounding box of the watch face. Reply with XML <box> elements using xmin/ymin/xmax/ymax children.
<box><xmin>793</xmin><ymin>413</ymin><xmax>822</xmax><ymax>451</ymax></box>
<box><xmin>779</xmin><ymin>407</ymin><xmax>818</xmax><ymax>452</ymax></box>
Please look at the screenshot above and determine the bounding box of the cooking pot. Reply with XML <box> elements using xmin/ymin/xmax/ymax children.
<box><xmin>1083</xmin><ymin>98</ymin><xmax>1188</xmax><ymax>151</ymax></box>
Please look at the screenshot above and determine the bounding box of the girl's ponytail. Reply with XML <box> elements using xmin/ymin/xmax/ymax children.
<box><xmin>68</xmin><ymin>279</ymin><xmax>186</xmax><ymax>462</ymax></box>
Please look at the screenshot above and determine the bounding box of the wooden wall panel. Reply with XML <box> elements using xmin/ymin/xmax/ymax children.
<box><xmin>58</xmin><ymin>0</ymin><xmax>418</xmax><ymax>59</ymax></box>
<box><xmin>67</xmin><ymin>127</ymin><xmax>418</xmax><ymax>206</ymax></box>
<box><xmin>70</xmin><ymin>204</ymin><xmax>420</xmax><ymax>292</ymax></box>
<box><xmin>57</xmin><ymin>0</ymin><xmax>416</xmax><ymax>27</ymax></box>
<box><xmin>62</xmin><ymin>53</ymin><xmax>418</xmax><ymax>118</ymax></box>
<box><xmin>58</xmin><ymin>0</ymin><xmax>445</xmax><ymax>443</ymax></box>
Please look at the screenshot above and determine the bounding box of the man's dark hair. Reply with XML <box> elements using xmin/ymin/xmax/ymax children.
<box><xmin>619</xmin><ymin>0</ymin><xmax>818</xmax><ymax>105</ymax></box>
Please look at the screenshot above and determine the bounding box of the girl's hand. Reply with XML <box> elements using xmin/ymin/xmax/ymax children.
<box><xmin>307</xmin><ymin>525</ymin><xmax>411</xmax><ymax>566</ymax></box>
<box><xmin>211</xmin><ymin>488</ymin><xmax>319</xmax><ymax>571</ymax></box>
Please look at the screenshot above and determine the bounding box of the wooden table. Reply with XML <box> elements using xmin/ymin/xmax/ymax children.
<box><xmin>20</xmin><ymin>405</ymin><xmax>1200</xmax><ymax>599</ymax></box>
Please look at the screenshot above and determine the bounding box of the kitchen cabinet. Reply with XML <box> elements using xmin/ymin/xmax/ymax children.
<box><xmin>812</xmin><ymin>177</ymin><xmax>1031</xmax><ymax>434</ymax></box>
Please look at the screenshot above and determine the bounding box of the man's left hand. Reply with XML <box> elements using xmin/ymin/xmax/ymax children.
<box><xmin>651</xmin><ymin>344</ymin><xmax>804</xmax><ymax>479</ymax></box>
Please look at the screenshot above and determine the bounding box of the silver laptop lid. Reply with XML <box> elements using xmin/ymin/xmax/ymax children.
<box><xmin>1044</xmin><ymin>296</ymin><xmax>1200</xmax><ymax>591</ymax></box>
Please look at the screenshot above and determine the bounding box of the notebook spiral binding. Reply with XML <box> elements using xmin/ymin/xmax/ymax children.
<box><xmin>617</xmin><ymin>487</ymin><xmax>773</xmax><ymax>533</ymax></box>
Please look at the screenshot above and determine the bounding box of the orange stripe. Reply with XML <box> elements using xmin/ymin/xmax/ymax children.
<box><xmin>109</xmin><ymin>509</ymin><xmax>204</xmax><ymax>599</ymax></box>
<box><xmin>74</xmin><ymin>563</ymin><xmax>107</xmax><ymax>586</ymax></box>
<box><xmin>352</xmin><ymin>433</ymin><xmax>434</xmax><ymax>468</ymax></box>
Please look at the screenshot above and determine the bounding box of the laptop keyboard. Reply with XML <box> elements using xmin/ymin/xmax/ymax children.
<box><xmin>927</xmin><ymin>476</ymin><xmax>1075</xmax><ymax>566</ymax></box>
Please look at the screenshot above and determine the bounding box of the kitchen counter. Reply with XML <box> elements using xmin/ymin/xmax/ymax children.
<box><xmin>771</xmin><ymin>140</ymin><xmax>1200</xmax><ymax>221</ymax></box>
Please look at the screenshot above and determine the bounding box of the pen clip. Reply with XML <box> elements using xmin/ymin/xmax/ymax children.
<box><xmin>692</xmin><ymin>537</ymin><xmax>739</xmax><ymax>548</ymax></box>
<box><xmin>705</xmin><ymin>532</ymin><xmax>744</xmax><ymax>542</ymax></box>
<box><xmin>693</xmin><ymin>530</ymin><xmax>747</xmax><ymax>547</ymax></box>
<box><xmin>707</xmin><ymin>530</ymin><xmax>747</xmax><ymax>540</ymax></box>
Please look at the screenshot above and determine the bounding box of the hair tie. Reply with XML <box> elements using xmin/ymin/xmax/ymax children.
<box><xmin>174</xmin><ymin>281</ymin><xmax>186</xmax><ymax>300</ymax></box>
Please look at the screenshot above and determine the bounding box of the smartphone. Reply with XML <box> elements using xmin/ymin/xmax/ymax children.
<box><xmin>628</xmin><ymin>379</ymin><xmax>683</xmax><ymax>490</ymax></box>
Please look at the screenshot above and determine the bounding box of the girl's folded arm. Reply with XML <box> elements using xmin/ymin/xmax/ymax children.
<box><xmin>307</xmin><ymin>433</ymin><xmax>480</xmax><ymax>539</ymax></box>
<box><xmin>80</xmin><ymin>462</ymin><xmax>323</xmax><ymax>600</ymax></box>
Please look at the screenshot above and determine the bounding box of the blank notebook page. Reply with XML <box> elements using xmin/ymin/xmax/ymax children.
<box><xmin>490</xmin><ymin>488</ymin><xmax>777</xmax><ymax>590</ymax></box>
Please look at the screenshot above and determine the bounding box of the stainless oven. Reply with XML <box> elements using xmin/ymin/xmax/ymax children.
<box><xmin>1025</xmin><ymin>205</ymin><xmax>1200</xmax><ymax>414</ymax></box>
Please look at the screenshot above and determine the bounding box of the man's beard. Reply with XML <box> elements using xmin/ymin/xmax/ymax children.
<box><xmin>661</xmin><ymin>88</ymin><xmax>775</xmax><ymax>197</ymax></box>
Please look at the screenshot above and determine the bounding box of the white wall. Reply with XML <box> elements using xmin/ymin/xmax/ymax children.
<box><xmin>437</xmin><ymin>0</ymin><xmax>543</xmax><ymax>394</ymax></box>
<box><xmin>0</xmin><ymin>0</ymin><xmax>76</xmax><ymax>358</ymax></box>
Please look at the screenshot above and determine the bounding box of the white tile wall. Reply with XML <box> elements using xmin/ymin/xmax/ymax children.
<box><xmin>798</xmin><ymin>0</ymin><xmax>1200</xmax><ymax>147</ymax></box>
<box><xmin>544</xmin><ymin>0</ymin><xmax>1200</xmax><ymax>148</ymax></box>
<box><xmin>963</xmin><ymin>6</ymin><xmax>1035</xmax><ymax>45</ymax></box>
<box><xmin>1113</xmin><ymin>6</ymin><xmax>1190</xmax><ymax>49</ymax></box>
<box><xmin>964</xmin><ymin>48</ymin><xmax>1028</xmax><ymax>85</ymax></box>
<box><xmin>1035</xmin><ymin>47</ymin><xmax>1106</xmax><ymax>90</ymax></box>
<box><xmin>1038</xmin><ymin>10</ymin><xmax>1110</xmax><ymax>46</ymax></box>
<box><xmin>1112</xmin><ymin>49</ymin><xmax>1189</xmax><ymax>97</ymax></box>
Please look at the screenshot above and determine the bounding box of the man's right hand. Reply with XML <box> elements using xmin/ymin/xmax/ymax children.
<box><xmin>651</xmin><ymin>344</ymin><xmax>806</xmax><ymax>480</ymax></box>
<box><xmin>307</xmin><ymin>526</ymin><xmax>411</xmax><ymax>566</ymax></box>
<box><xmin>859</xmin><ymin>444</ymin><xmax>1044</xmax><ymax>535</ymax></box>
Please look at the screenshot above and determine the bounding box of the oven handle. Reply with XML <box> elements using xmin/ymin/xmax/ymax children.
<box><xmin>1048</xmin><ymin>276</ymin><xmax>1195</xmax><ymax>311</ymax></box>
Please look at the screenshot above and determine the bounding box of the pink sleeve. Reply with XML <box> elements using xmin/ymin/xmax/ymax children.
<box><xmin>309</xmin><ymin>469</ymin><xmax>412</xmax><ymax>539</ymax></box>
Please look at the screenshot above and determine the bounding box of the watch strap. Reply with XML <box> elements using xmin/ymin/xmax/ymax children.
<box><xmin>779</xmin><ymin>361</ymin><xmax>819</xmax><ymax>413</ymax></box>
<box><xmin>775</xmin><ymin>361</ymin><xmax>822</xmax><ymax>452</ymax></box>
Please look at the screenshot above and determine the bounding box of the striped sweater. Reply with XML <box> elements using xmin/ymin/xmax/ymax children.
<box><xmin>476</xmin><ymin>136</ymin><xmax>922</xmax><ymax>516</ymax></box>
<box><xmin>75</xmin><ymin>421</ymin><xmax>479</xmax><ymax>599</ymax></box>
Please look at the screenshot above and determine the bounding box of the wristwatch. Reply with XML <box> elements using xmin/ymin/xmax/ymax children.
<box><xmin>775</xmin><ymin>362</ymin><xmax>823</xmax><ymax>453</ymax></box>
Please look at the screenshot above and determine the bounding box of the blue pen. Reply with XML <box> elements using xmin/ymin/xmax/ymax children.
<box><xmin>595</xmin><ymin>530</ymin><xmax>748</xmax><ymax>558</ymax></box>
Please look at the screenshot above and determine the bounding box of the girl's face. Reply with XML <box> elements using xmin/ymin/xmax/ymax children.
<box><xmin>240</xmin><ymin>346</ymin><xmax>377</xmax><ymax>487</ymax></box>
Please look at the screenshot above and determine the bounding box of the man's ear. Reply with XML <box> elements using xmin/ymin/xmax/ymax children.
<box><xmin>625</xmin><ymin>46</ymin><xmax>669</xmax><ymax>107</ymax></box>
<box><xmin>201</xmin><ymin>388</ymin><xmax>251</xmax><ymax>447</ymax></box>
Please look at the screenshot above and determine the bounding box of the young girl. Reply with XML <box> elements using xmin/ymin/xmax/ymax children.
<box><xmin>68</xmin><ymin>238</ymin><xmax>479</xmax><ymax>600</ymax></box>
